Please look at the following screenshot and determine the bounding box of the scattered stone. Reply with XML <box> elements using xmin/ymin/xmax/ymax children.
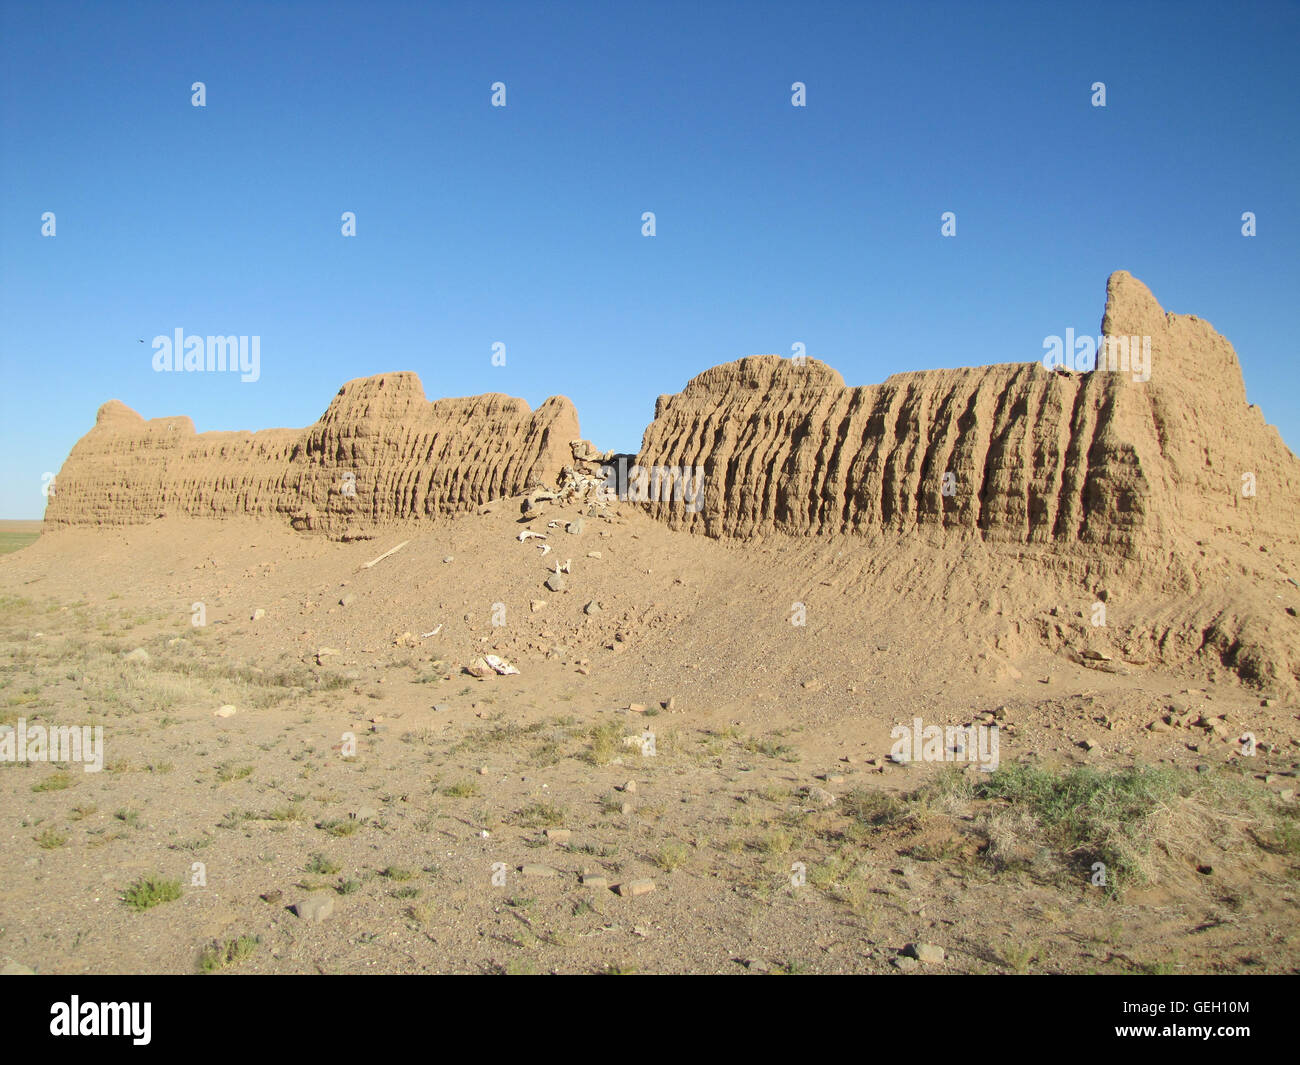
<box><xmin>801</xmin><ymin>678</ymin><xmax>824</xmax><ymax>692</ymax></box>
<box><xmin>213</xmin><ymin>705</ymin><xmax>237</xmax><ymax>718</ymax></box>
<box><xmin>251</xmin><ymin>608</ymin><xmax>266</xmax><ymax>621</ymax></box>
<box><xmin>524</xmin><ymin>488</ymin><xmax>557</xmax><ymax>511</ymax></box>
<box><xmin>891</xmin><ymin>955</ymin><xmax>920</xmax><ymax>972</ymax></box>
<box><xmin>744</xmin><ymin>958</ymin><xmax>772</xmax><ymax>973</ymax></box>
<box><xmin>663</xmin><ymin>696</ymin><xmax>676</xmax><ymax>711</ymax></box>
<box><xmin>807</xmin><ymin>786</ymin><xmax>837</xmax><ymax>807</ymax></box>
<box><xmin>442</xmin><ymin>555</ymin><xmax>454</xmax><ymax>563</ymax></box>
<box><xmin>339</xmin><ymin>594</ymin><xmax>355</xmax><ymax>607</ymax></box>
<box><xmin>826</xmin><ymin>774</ymin><xmax>846</xmax><ymax>785</ymax></box>
<box><xmin>616</xmin><ymin>878</ymin><xmax>656</xmax><ymax>897</ymax></box>
<box><xmin>530</xmin><ymin>599</ymin><xmax>547</xmax><ymax>612</ymax></box>
<box><xmin>316</xmin><ymin>647</ymin><xmax>340</xmax><ymax>665</ymax></box>
<box><xmin>261</xmin><ymin>889</ymin><xmax>283</xmax><ymax>905</ymax></box>
<box><xmin>352</xmin><ymin>806</ymin><xmax>378</xmax><ymax>821</ymax></box>
<box><xmin>465</xmin><ymin>655</ymin><xmax>520</xmax><ymax>678</ymax></box>
<box><xmin>1148</xmin><ymin>719</ymin><xmax>1172</xmax><ymax>732</ymax></box>
<box><xmin>620</xmin><ymin>802</ymin><xmax>634</xmax><ymax>815</ymax></box>
<box><xmin>581</xmin><ymin>874</ymin><xmax>610</xmax><ymax>889</ymax></box>
<box><xmin>124</xmin><ymin>648</ymin><xmax>150</xmax><ymax>663</ymax></box>
<box><xmin>544</xmin><ymin>828</ymin><xmax>571</xmax><ymax>843</ymax></box>
<box><xmin>586</xmin><ymin>551</ymin><xmax>602</xmax><ymax>559</ymax></box>
<box><xmin>484</xmin><ymin>654</ymin><xmax>519</xmax><ymax>676</ymax></box>
<box><xmin>478</xmin><ymin>766</ymin><xmax>490</xmax><ymax>775</ymax></box>
<box><xmin>566</xmin><ymin>518</ymin><xmax>584</xmax><ymax>535</ymax></box>
<box><xmin>584</xmin><ymin>600</ymin><xmax>602</xmax><ymax>616</ymax></box>
<box><xmin>545</xmin><ymin>574</ymin><xmax>567</xmax><ymax>593</ymax></box>
<box><xmin>294</xmin><ymin>892</ymin><xmax>335</xmax><ymax>922</ymax></box>
<box><xmin>628</xmin><ymin>703</ymin><xmax>647</xmax><ymax>713</ymax></box>
<box><xmin>905</xmin><ymin>943</ymin><xmax>946</xmax><ymax>965</ymax></box>
<box><xmin>622</xmin><ymin>780</ymin><xmax>637</xmax><ymax>793</ymax></box>
<box><xmin>520</xmin><ymin>864</ymin><xmax>559</xmax><ymax>878</ymax></box>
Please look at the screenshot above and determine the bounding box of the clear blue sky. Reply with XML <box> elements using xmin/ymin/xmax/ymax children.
<box><xmin>2</xmin><ymin>0</ymin><xmax>1297</xmax><ymax>519</ymax></box>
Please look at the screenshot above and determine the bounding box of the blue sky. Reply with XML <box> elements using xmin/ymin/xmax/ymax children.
<box><xmin>2</xmin><ymin>0</ymin><xmax>1297</xmax><ymax>519</ymax></box>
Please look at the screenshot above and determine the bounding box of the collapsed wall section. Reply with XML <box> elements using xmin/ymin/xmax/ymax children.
<box><xmin>45</xmin><ymin>372</ymin><xmax>580</xmax><ymax>538</ymax></box>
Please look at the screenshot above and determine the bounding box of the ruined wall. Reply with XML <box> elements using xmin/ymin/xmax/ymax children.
<box><xmin>634</xmin><ymin>272</ymin><xmax>1300</xmax><ymax>553</ymax></box>
<box><xmin>47</xmin><ymin>273</ymin><xmax>1299</xmax><ymax>554</ymax></box>
<box><xmin>45</xmin><ymin>372</ymin><xmax>580</xmax><ymax>538</ymax></box>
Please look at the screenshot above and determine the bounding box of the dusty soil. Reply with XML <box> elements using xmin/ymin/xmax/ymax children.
<box><xmin>1</xmin><ymin>503</ymin><xmax>1297</xmax><ymax>974</ymax></box>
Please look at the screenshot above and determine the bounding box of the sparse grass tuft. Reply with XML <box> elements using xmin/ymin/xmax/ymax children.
<box><xmin>848</xmin><ymin>761</ymin><xmax>1292</xmax><ymax>897</ymax></box>
<box><xmin>653</xmin><ymin>840</ymin><xmax>691</xmax><ymax>871</ymax></box>
<box><xmin>970</xmin><ymin>763</ymin><xmax>1182</xmax><ymax>888</ymax></box>
<box><xmin>584</xmin><ymin>720</ymin><xmax>625</xmax><ymax>765</ymax></box>
<box><xmin>199</xmin><ymin>934</ymin><xmax>259</xmax><ymax>972</ymax></box>
<box><xmin>216</xmin><ymin>763</ymin><xmax>253</xmax><ymax>783</ymax></box>
<box><xmin>841</xmin><ymin>789</ymin><xmax>907</xmax><ymax>827</ymax></box>
<box><xmin>306</xmin><ymin>853</ymin><xmax>340</xmax><ymax>875</ymax></box>
<box><xmin>510</xmin><ymin>800</ymin><xmax>567</xmax><ymax>828</ymax></box>
<box><xmin>121</xmin><ymin>876</ymin><xmax>183</xmax><ymax>910</ymax></box>
<box><xmin>742</xmin><ymin>733</ymin><xmax>798</xmax><ymax>761</ymax></box>
<box><xmin>753</xmin><ymin>828</ymin><xmax>794</xmax><ymax>855</ymax></box>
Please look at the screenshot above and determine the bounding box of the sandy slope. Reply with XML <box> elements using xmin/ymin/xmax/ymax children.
<box><xmin>1</xmin><ymin>504</ymin><xmax>1297</xmax><ymax>974</ymax></box>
